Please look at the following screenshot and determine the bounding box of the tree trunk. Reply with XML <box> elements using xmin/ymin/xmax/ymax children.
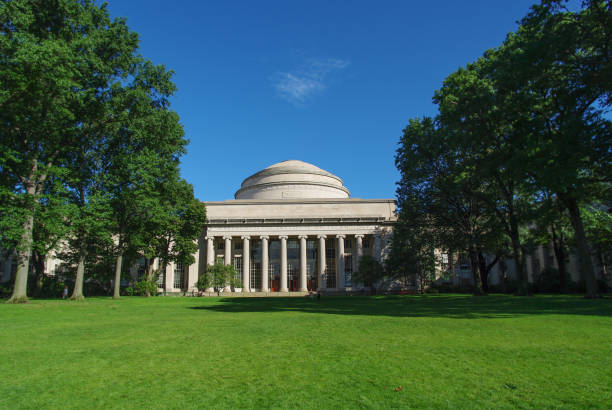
<box><xmin>32</xmin><ymin>250</ymin><xmax>45</xmax><ymax>297</ymax></box>
<box><xmin>113</xmin><ymin>252</ymin><xmax>123</xmax><ymax>299</ymax></box>
<box><xmin>160</xmin><ymin>261</ymin><xmax>168</xmax><ymax>294</ymax></box>
<box><xmin>145</xmin><ymin>259</ymin><xmax>154</xmax><ymax>297</ymax></box>
<box><xmin>477</xmin><ymin>253</ymin><xmax>489</xmax><ymax>294</ymax></box>
<box><xmin>469</xmin><ymin>248</ymin><xmax>483</xmax><ymax>295</ymax></box>
<box><xmin>8</xmin><ymin>212</ymin><xmax>34</xmax><ymax>304</ymax></box>
<box><xmin>71</xmin><ymin>251</ymin><xmax>86</xmax><ymax>301</ymax></box>
<box><xmin>509</xmin><ymin>216</ymin><xmax>528</xmax><ymax>295</ymax></box>
<box><xmin>550</xmin><ymin>224</ymin><xmax>568</xmax><ymax>293</ymax></box>
<box><xmin>562</xmin><ymin>194</ymin><xmax>598</xmax><ymax>298</ymax></box>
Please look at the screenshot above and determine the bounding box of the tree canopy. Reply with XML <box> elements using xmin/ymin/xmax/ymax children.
<box><xmin>391</xmin><ymin>0</ymin><xmax>611</xmax><ymax>298</ymax></box>
<box><xmin>0</xmin><ymin>0</ymin><xmax>204</xmax><ymax>303</ymax></box>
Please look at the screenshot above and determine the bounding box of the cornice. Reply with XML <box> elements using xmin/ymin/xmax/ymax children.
<box><xmin>203</xmin><ymin>198</ymin><xmax>396</xmax><ymax>206</ymax></box>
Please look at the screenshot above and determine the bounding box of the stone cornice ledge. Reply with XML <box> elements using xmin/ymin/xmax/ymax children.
<box><xmin>204</xmin><ymin>198</ymin><xmax>396</xmax><ymax>205</ymax></box>
<box><xmin>206</xmin><ymin>216</ymin><xmax>396</xmax><ymax>225</ymax></box>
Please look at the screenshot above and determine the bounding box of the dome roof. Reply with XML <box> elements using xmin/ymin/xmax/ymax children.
<box><xmin>234</xmin><ymin>160</ymin><xmax>350</xmax><ymax>200</ymax></box>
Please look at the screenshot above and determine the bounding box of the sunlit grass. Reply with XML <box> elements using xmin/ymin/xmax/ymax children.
<box><xmin>1</xmin><ymin>294</ymin><xmax>610</xmax><ymax>408</ymax></box>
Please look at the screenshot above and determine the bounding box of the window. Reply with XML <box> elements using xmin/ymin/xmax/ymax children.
<box><xmin>345</xmin><ymin>239</ymin><xmax>352</xmax><ymax>249</ymax></box>
<box><xmin>326</xmin><ymin>241</ymin><xmax>336</xmax><ymax>288</ymax></box>
<box><xmin>344</xmin><ymin>255</ymin><xmax>353</xmax><ymax>287</ymax></box>
<box><xmin>363</xmin><ymin>238</ymin><xmax>371</xmax><ymax>249</ymax></box>
<box><xmin>157</xmin><ymin>271</ymin><xmax>164</xmax><ymax>289</ymax></box>
<box><xmin>250</xmin><ymin>262</ymin><xmax>261</xmax><ymax>290</ymax></box>
<box><xmin>217</xmin><ymin>242</ymin><xmax>225</xmax><ymax>250</ymax></box>
<box><xmin>174</xmin><ymin>262</ymin><xmax>186</xmax><ymax>289</ymax></box>
<box><xmin>137</xmin><ymin>264</ymin><xmax>145</xmax><ymax>280</ymax></box>
<box><xmin>234</xmin><ymin>242</ymin><xmax>242</xmax><ymax>250</ymax></box>
<box><xmin>233</xmin><ymin>256</ymin><xmax>242</xmax><ymax>277</ymax></box>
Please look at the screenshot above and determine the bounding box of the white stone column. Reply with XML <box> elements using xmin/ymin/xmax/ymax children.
<box><xmin>337</xmin><ymin>234</ymin><xmax>345</xmax><ymax>290</ymax></box>
<box><xmin>354</xmin><ymin>234</ymin><xmax>364</xmax><ymax>288</ymax></box>
<box><xmin>223</xmin><ymin>236</ymin><xmax>232</xmax><ymax>292</ymax></box>
<box><xmin>280</xmin><ymin>235</ymin><xmax>289</xmax><ymax>292</ymax></box>
<box><xmin>299</xmin><ymin>235</ymin><xmax>308</xmax><ymax>292</ymax></box>
<box><xmin>317</xmin><ymin>235</ymin><xmax>326</xmax><ymax>290</ymax></box>
<box><xmin>354</xmin><ymin>234</ymin><xmax>364</xmax><ymax>272</ymax></box>
<box><xmin>373</xmin><ymin>234</ymin><xmax>382</xmax><ymax>261</ymax></box>
<box><xmin>205</xmin><ymin>236</ymin><xmax>214</xmax><ymax>292</ymax></box>
<box><xmin>261</xmin><ymin>236</ymin><xmax>269</xmax><ymax>292</ymax></box>
<box><xmin>242</xmin><ymin>236</ymin><xmax>250</xmax><ymax>292</ymax></box>
<box><xmin>206</xmin><ymin>236</ymin><xmax>215</xmax><ymax>266</ymax></box>
<box><xmin>165</xmin><ymin>262</ymin><xmax>174</xmax><ymax>292</ymax></box>
<box><xmin>187</xmin><ymin>241</ymin><xmax>199</xmax><ymax>293</ymax></box>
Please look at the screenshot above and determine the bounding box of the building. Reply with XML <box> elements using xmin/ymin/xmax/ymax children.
<box><xmin>187</xmin><ymin>160</ymin><xmax>396</xmax><ymax>294</ymax></box>
<box><xmin>2</xmin><ymin>160</ymin><xmax>609</xmax><ymax>294</ymax></box>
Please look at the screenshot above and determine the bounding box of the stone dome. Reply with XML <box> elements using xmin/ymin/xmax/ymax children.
<box><xmin>234</xmin><ymin>160</ymin><xmax>350</xmax><ymax>200</ymax></box>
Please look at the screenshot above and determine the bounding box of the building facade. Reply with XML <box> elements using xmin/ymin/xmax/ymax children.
<box><xmin>189</xmin><ymin>160</ymin><xmax>396</xmax><ymax>294</ymax></box>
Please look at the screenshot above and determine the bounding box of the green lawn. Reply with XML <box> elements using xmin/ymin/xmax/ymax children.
<box><xmin>1</xmin><ymin>295</ymin><xmax>610</xmax><ymax>409</ymax></box>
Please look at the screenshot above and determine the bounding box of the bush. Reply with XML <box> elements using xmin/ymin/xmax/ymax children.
<box><xmin>196</xmin><ymin>274</ymin><xmax>210</xmax><ymax>291</ymax></box>
<box><xmin>28</xmin><ymin>275</ymin><xmax>69</xmax><ymax>298</ymax></box>
<box><xmin>132</xmin><ymin>278</ymin><xmax>159</xmax><ymax>296</ymax></box>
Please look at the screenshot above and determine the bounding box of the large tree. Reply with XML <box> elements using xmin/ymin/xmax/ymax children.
<box><xmin>394</xmin><ymin>117</ymin><xmax>507</xmax><ymax>295</ymax></box>
<box><xmin>141</xmin><ymin>176</ymin><xmax>206</xmax><ymax>297</ymax></box>
<box><xmin>0</xmin><ymin>0</ymin><xmax>138</xmax><ymax>303</ymax></box>
<box><xmin>100</xmin><ymin>61</ymin><xmax>188</xmax><ymax>299</ymax></box>
<box><xmin>507</xmin><ymin>0</ymin><xmax>612</xmax><ymax>297</ymax></box>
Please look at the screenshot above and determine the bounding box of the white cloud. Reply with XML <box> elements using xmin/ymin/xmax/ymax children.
<box><xmin>273</xmin><ymin>57</ymin><xmax>349</xmax><ymax>105</ymax></box>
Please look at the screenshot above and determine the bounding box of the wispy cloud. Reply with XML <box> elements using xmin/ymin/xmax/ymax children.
<box><xmin>273</xmin><ymin>58</ymin><xmax>349</xmax><ymax>105</ymax></box>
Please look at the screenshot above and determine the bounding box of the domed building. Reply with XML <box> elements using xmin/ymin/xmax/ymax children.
<box><xmin>177</xmin><ymin>160</ymin><xmax>397</xmax><ymax>294</ymax></box>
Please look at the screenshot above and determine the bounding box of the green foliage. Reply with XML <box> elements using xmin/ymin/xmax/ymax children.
<box><xmin>132</xmin><ymin>276</ymin><xmax>159</xmax><ymax>297</ymax></box>
<box><xmin>196</xmin><ymin>273</ymin><xmax>212</xmax><ymax>292</ymax></box>
<box><xmin>199</xmin><ymin>263</ymin><xmax>237</xmax><ymax>293</ymax></box>
<box><xmin>0</xmin><ymin>0</ymin><xmax>141</xmax><ymax>302</ymax></box>
<box><xmin>393</xmin><ymin>0</ymin><xmax>611</xmax><ymax>298</ymax></box>
<box><xmin>353</xmin><ymin>256</ymin><xmax>386</xmax><ymax>292</ymax></box>
<box><xmin>0</xmin><ymin>0</ymin><xmax>196</xmax><ymax>302</ymax></box>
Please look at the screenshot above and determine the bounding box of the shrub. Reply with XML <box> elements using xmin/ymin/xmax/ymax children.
<box><xmin>133</xmin><ymin>278</ymin><xmax>159</xmax><ymax>296</ymax></box>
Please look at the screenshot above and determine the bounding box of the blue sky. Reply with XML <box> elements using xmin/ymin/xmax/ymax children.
<box><xmin>107</xmin><ymin>1</ymin><xmax>553</xmax><ymax>202</ymax></box>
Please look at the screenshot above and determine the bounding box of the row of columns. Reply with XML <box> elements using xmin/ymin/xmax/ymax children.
<box><xmin>204</xmin><ymin>234</ymin><xmax>371</xmax><ymax>292</ymax></box>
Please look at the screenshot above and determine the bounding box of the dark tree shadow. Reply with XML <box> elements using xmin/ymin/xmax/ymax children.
<box><xmin>189</xmin><ymin>294</ymin><xmax>612</xmax><ymax>319</ymax></box>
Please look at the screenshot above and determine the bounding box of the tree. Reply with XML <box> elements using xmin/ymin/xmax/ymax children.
<box><xmin>493</xmin><ymin>0</ymin><xmax>612</xmax><ymax>297</ymax></box>
<box><xmin>386</xmin><ymin>219</ymin><xmax>437</xmax><ymax>294</ymax></box>
<box><xmin>433</xmin><ymin>59</ymin><xmax>533</xmax><ymax>295</ymax></box>
<box><xmin>198</xmin><ymin>263</ymin><xmax>237</xmax><ymax>296</ymax></box>
<box><xmin>352</xmin><ymin>256</ymin><xmax>386</xmax><ymax>294</ymax></box>
<box><xmin>0</xmin><ymin>0</ymin><xmax>138</xmax><ymax>303</ymax></box>
<box><xmin>137</xmin><ymin>176</ymin><xmax>205</xmax><ymax>298</ymax></box>
<box><xmin>394</xmin><ymin>117</ymin><xmax>507</xmax><ymax>295</ymax></box>
<box><xmin>101</xmin><ymin>61</ymin><xmax>189</xmax><ymax>299</ymax></box>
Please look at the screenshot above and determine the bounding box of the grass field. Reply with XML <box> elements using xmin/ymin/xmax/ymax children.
<box><xmin>0</xmin><ymin>294</ymin><xmax>611</xmax><ymax>409</ymax></box>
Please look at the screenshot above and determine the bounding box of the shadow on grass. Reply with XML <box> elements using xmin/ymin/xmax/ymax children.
<box><xmin>189</xmin><ymin>294</ymin><xmax>612</xmax><ymax>319</ymax></box>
